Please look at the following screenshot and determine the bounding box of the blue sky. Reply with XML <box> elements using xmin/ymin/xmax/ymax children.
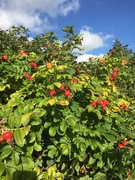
<box><xmin>0</xmin><ymin>0</ymin><xmax>135</xmax><ymax>60</ymax></box>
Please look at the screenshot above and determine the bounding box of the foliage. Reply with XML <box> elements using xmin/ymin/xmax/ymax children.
<box><xmin>0</xmin><ymin>26</ymin><xmax>135</xmax><ymax>180</ymax></box>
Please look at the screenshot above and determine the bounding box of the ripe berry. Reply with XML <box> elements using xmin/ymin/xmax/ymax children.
<box><xmin>103</xmin><ymin>99</ymin><xmax>110</xmax><ymax>106</ymax></box>
<box><xmin>118</xmin><ymin>144</ymin><xmax>124</xmax><ymax>149</ymax></box>
<box><xmin>73</xmin><ymin>78</ymin><xmax>78</xmax><ymax>83</ymax></box>
<box><xmin>122</xmin><ymin>140</ymin><xmax>128</xmax><ymax>146</ymax></box>
<box><xmin>121</xmin><ymin>103</ymin><xmax>127</xmax><ymax>109</ymax></box>
<box><xmin>64</xmin><ymin>89</ymin><xmax>71</xmax><ymax>97</ymax></box>
<box><xmin>2</xmin><ymin>55</ymin><xmax>8</xmax><ymax>61</ymax></box>
<box><xmin>113</xmin><ymin>67</ymin><xmax>117</xmax><ymax>73</ymax></box>
<box><xmin>112</xmin><ymin>72</ymin><xmax>118</xmax><ymax>78</ymax></box>
<box><xmin>30</xmin><ymin>62</ymin><xmax>37</xmax><ymax>69</ymax></box>
<box><xmin>49</xmin><ymin>90</ymin><xmax>56</xmax><ymax>96</ymax></box>
<box><xmin>109</xmin><ymin>76</ymin><xmax>114</xmax><ymax>81</ymax></box>
<box><xmin>91</xmin><ymin>101</ymin><xmax>96</xmax><ymax>107</ymax></box>
<box><xmin>18</xmin><ymin>51</ymin><xmax>29</xmax><ymax>55</ymax></box>
<box><xmin>101</xmin><ymin>103</ymin><xmax>106</xmax><ymax>109</ymax></box>
<box><xmin>2</xmin><ymin>132</ymin><xmax>13</xmax><ymax>141</ymax></box>
<box><xmin>96</xmin><ymin>99</ymin><xmax>102</xmax><ymax>105</ymax></box>
<box><xmin>76</xmin><ymin>69</ymin><xmax>80</xmax><ymax>73</ymax></box>
<box><xmin>24</xmin><ymin>73</ymin><xmax>33</xmax><ymax>80</ymax></box>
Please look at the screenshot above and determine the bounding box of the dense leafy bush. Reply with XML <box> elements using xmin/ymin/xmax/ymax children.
<box><xmin>0</xmin><ymin>26</ymin><xmax>135</xmax><ymax>180</ymax></box>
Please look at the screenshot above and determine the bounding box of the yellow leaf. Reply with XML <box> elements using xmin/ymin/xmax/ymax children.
<box><xmin>112</xmin><ymin>85</ymin><xmax>117</xmax><ymax>92</ymax></box>
<box><xmin>48</xmin><ymin>99</ymin><xmax>56</xmax><ymax>106</ymax></box>
<box><xmin>54</xmin><ymin>172</ymin><xmax>64</xmax><ymax>180</ymax></box>
<box><xmin>21</xmin><ymin>112</ymin><xmax>32</xmax><ymax>126</ymax></box>
<box><xmin>106</xmin><ymin>107</ymin><xmax>110</xmax><ymax>114</ymax></box>
<box><xmin>103</xmin><ymin>91</ymin><xmax>108</xmax><ymax>97</ymax></box>
<box><xmin>48</xmin><ymin>166</ymin><xmax>56</xmax><ymax>177</ymax></box>
<box><xmin>112</xmin><ymin>106</ymin><xmax>120</xmax><ymax>112</ymax></box>
<box><xmin>106</xmin><ymin>80</ymin><xmax>112</xmax><ymax>86</ymax></box>
<box><xmin>59</xmin><ymin>100</ymin><xmax>69</xmax><ymax>106</ymax></box>
<box><xmin>117</xmin><ymin>98</ymin><xmax>130</xmax><ymax>106</ymax></box>
<box><xmin>57</xmin><ymin>65</ymin><xmax>66</xmax><ymax>70</ymax></box>
<box><xmin>0</xmin><ymin>84</ymin><xmax>10</xmax><ymax>91</ymax></box>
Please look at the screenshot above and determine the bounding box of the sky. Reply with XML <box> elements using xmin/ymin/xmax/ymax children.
<box><xmin>0</xmin><ymin>0</ymin><xmax>135</xmax><ymax>62</ymax></box>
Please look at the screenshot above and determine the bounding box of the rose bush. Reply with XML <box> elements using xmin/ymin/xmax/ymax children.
<box><xmin>0</xmin><ymin>26</ymin><xmax>135</xmax><ymax>180</ymax></box>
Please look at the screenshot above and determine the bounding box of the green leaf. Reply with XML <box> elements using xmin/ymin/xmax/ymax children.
<box><xmin>47</xmin><ymin>84</ymin><xmax>54</xmax><ymax>90</ymax></box>
<box><xmin>66</xmin><ymin>118</ymin><xmax>76</xmax><ymax>127</ymax></box>
<box><xmin>131</xmin><ymin>169</ymin><xmax>135</xmax><ymax>178</ymax></box>
<box><xmin>104</xmin><ymin>133</ymin><xmax>116</xmax><ymax>142</ymax></box>
<box><xmin>33</xmin><ymin>142</ymin><xmax>42</xmax><ymax>151</ymax></box>
<box><xmin>49</xmin><ymin>126</ymin><xmax>57</xmax><ymax>137</ymax></box>
<box><xmin>48</xmin><ymin>148</ymin><xmax>57</xmax><ymax>158</ymax></box>
<box><xmin>80</xmin><ymin>143</ymin><xmax>86</xmax><ymax>152</ymax></box>
<box><xmin>6</xmin><ymin>166</ymin><xmax>16</xmax><ymax>180</ymax></box>
<box><xmin>65</xmin><ymin>115</ymin><xmax>76</xmax><ymax>127</ymax></box>
<box><xmin>65</xmin><ymin>67</ymin><xmax>76</xmax><ymax>75</ymax></box>
<box><xmin>97</xmin><ymin>160</ymin><xmax>104</xmax><ymax>168</ymax></box>
<box><xmin>94</xmin><ymin>172</ymin><xmax>106</xmax><ymax>180</ymax></box>
<box><xmin>12</xmin><ymin>151</ymin><xmax>20</xmax><ymax>165</ymax></box>
<box><xmin>44</xmin><ymin>122</ymin><xmax>52</xmax><ymax>128</ymax></box>
<box><xmin>21</xmin><ymin>112</ymin><xmax>32</xmax><ymax>126</ymax></box>
<box><xmin>88</xmin><ymin>157</ymin><xmax>96</xmax><ymax>165</ymax></box>
<box><xmin>53</xmin><ymin>82</ymin><xmax>61</xmax><ymax>88</ymax></box>
<box><xmin>130</xmin><ymin>148</ymin><xmax>135</xmax><ymax>158</ymax></box>
<box><xmin>0</xmin><ymin>146</ymin><xmax>12</xmax><ymax>160</ymax></box>
<box><xmin>14</xmin><ymin>129</ymin><xmax>25</xmax><ymax>147</ymax></box>
<box><xmin>23</xmin><ymin>103</ymin><xmax>34</xmax><ymax>113</ymax></box>
<box><xmin>46</xmin><ymin>159</ymin><xmax>54</xmax><ymax>167</ymax></box>
<box><xmin>95</xmin><ymin>110</ymin><xmax>102</xmax><ymax>120</ymax></box>
<box><xmin>0</xmin><ymin>162</ymin><xmax>6</xmax><ymax>176</ymax></box>
<box><xmin>33</xmin><ymin>109</ymin><xmax>46</xmax><ymax>117</ymax></box>
<box><xmin>37</xmin><ymin>172</ymin><xmax>48</xmax><ymax>179</ymax></box>
<box><xmin>28</xmin><ymin>132</ymin><xmax>36</xmax><ymax>143</ymax></box>
<box><xmin>8</xmin><ymin>98</ymin><xmax>19</xmax><ymax>107</ymax></box>
<box><xmin>60</xmin><ymin>120</ymin><xmax>67</xmax><ymax>132</ymax></box>
<box><xmin>72</xmin><ymin>83</ymin><xmax>82</xmax><ymax>92</ymax></box>
<box><xmin>21</xmin><ymin>157</ymin><xmax>34</xmax><ymax>171</ymax></box>
<box><xmin>70</xmin><ymin>101</ymin><xmax>79</xmax><ymax>111</ymax></box>
<box><xmin>60</xmin><ymin>144</ymin><xmax>69</xmax><ymax>155</ymax></box>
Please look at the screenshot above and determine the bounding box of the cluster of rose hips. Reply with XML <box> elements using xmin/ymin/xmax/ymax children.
<box><xmin>0</xmin><ymin>131</ymin><xmax>13</xmax><ymax>143</ymax></box>
<box><xmin>24</xmin><ymin>61</ymin><xmax>37</xmax><ymax>80</ymax></box>
<box><xmin>24</xmin><ymin>73</ymin><xmax>33</xmax><ymax>80</ymax></box>
<box><xmin>91</xmin><ymin>98</ymin><xmax>110</xmax><ymax>109</ymax></box>
<box><xmin>118</xmin><ymin>140</ymin><xmax>128</xmax><ymax>149</ymax></box>
<box><xmin>49</xmin><ymin>76</ymin><xmax>79</xmax><ymax>98</ymax></box>
<box><xmin>30</xmin><ymin>61</ymin><xmax>37</xmax><ymax>69</ymax></box>
<box><xmin>109</xmin><ymin>67</ymin><xmax>118</xmax><ymax>81</ymax></box>
<box><xmin>0</xmin><ymin>55</ymin><xmax>8</xmax><ymax>63</ymax></box>
<box><xmin>18</xmin><ymin>51</ymin><xmax>29</xmax><ymax>55</ymax></box>
<box><xmin>49</xmin><ymin>83</ymin><xmax>71</xmax><ymax>98</ymax></box>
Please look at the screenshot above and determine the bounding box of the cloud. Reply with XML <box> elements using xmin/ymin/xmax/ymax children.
<box><xmin>79</xmin><ymin>26</ymin><xmax>114</xmax><ymax>53</ymax></box>
<box><xmin>0</xmin><ymin>0</ymin><xmax>80</xmax><ymax>32</ymax></box>
<box><xmin>76</xmin><ymin>53</ymin><xmax>104</xmax><ymax>62</ymax></box>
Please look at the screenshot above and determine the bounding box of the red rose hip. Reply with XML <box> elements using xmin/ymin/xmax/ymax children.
<box><xmin>64</xmin><ymin>89</ymin><xmax>71</xmax><ymax>97</ymax></box>
<box><xmin>2</xmin><ymin>132</ymin><xmax>13</xmax><ymax>141</ymax></box>
<box><xmin>122</xmin><ymin>140</ymin><xmax>128</xmax><ymax>146</ymax></box>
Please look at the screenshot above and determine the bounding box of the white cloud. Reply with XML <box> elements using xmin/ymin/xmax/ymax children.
<box><xmin>79</xmin><ymin>26</ymin><xmax>114</xmax><ymax>53</ymax></box>
<box><xmin>0</xmin><ymin>0</ymin><xmax>80</xmax><ymax>32</ymax></box>
<box><xmin>76</xmin><ymin>53</ymin><xmax>104</xmax><ymax>62</ymax></box>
